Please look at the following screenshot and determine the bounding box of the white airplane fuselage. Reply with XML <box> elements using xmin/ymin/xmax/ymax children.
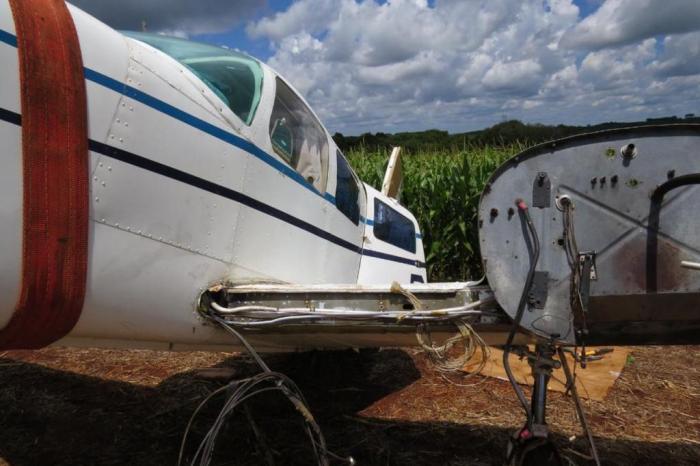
<box><xmin>0</xmin><ymin>1</ymin><xmax>427</xmax><ymax>351</ymax></box>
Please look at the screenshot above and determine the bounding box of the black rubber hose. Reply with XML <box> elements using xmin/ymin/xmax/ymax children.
<box><xmin>646</xmin><ymin>173</ymin><xmax>700</xmax><ymax>292</ymax></box>
<box><xmin>650</xmin><ymin>173</ymin><xmax>700</xmax><ymax>203</ymax></box>
<box><xmin>503</xmin><ymin>199</ymin><xmax>541</xmax><ymax>425</ymax></box>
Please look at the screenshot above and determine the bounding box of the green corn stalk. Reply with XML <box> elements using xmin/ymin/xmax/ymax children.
<box><xmin>348</xmin><ymin>144</ymin><xmax>520</xmax><ymax>282</ymax></box>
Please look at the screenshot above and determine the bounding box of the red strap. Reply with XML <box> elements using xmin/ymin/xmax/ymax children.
<box><xmin>0</xmin><ymin>0</ymin><xmax>89</xmax><ymax>349</ymax></box>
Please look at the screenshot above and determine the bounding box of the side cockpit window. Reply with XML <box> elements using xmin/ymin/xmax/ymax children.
<box><xmin>124</xmin><ymin>32</ymin><xmax>263</xmax><ymax>125</ymax></box>
<box><xmin>374</xmin><ymin>198</ymin><xmax>416</xmax><ymax>253</ymax></box>
<box><xmin>336</xmin><ymin>150</ymin><xmax>360</xmax><ymax>225</ymax></box>
<box><xmin>269</xmin><ymin>78</ymin><xmax>328</xmax><ymax>192</ymax></box>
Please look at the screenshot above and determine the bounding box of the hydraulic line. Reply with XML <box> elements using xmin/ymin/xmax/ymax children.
<box><xmin>210</xmin><ymin>299</ymin><xmax>494</xmax><ymax>317</ymax></box>
<box><xmin>650</xmin><ymin>173</ymin><xmax>700</xmax><ymax>203</ymax></box>
<box><xmin>647</xmin><ymin>173</ymin><xmax>700</xmax><ymax>292</ymax></box>
<box><xmin>503</xmin><ymin>199</ymin><xmax>541</xmax><ymax>425</ymax></box>
<box><xmin>208</xmin><ymin>298</ymin><xmax>497</xmax><ymax>328</ymax></box>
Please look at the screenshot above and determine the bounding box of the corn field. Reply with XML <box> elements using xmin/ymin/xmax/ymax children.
<box><xmin>348</xmin><ymin>145</ymin><xmax>522</xmax><ymax>282</ymax></box>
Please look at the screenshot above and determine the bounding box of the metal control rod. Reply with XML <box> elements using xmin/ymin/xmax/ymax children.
<box><xmin>681</xmin><ymin>260</ymin><xmax>700</xmax><ymax>271</ymax></box>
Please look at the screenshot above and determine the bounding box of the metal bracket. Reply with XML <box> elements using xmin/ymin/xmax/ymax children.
<box><xmin>578</xmin><ymin>251</ymin><xmax>597</xmax><ymax>313</ymax></box>
<box><xmin>532</xmin><ymin>172</ymin><xmax>551</xmax><ymax>208</ymax></box>
<box><xmin>528</xmin><ymin>271</ymin><xmax>549</xmax><ymax>309</ymax></box>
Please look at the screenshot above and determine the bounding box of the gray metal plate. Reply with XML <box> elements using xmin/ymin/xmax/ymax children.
<box><xmin>478</xmin><ymin>125</ymin><xmax>700</xmax><ymax>345</ymax></box>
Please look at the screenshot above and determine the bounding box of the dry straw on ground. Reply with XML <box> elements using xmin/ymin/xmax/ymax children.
<box><xmin>0</xmin><ymin>345</ymin><xmax>697</xmax><ymax>465</ymax></box>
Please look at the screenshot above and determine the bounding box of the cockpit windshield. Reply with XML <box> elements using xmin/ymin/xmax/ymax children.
<box><xmin>124</xmin><ymin>32</ymin><xmax>263</xmax><ymax>126</ymax></box>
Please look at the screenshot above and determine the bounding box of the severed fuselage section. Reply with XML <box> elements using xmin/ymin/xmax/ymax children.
<box><xmin>479</xmin><ymin>125</ymin><xmax>700</xmax><ymax>346</ymax></box>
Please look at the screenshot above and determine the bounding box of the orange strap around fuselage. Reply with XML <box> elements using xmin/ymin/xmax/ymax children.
<box><xmin>0</xmin><ymin>0</ymin><xmax>89</xmax><ymax>349</ymax></box>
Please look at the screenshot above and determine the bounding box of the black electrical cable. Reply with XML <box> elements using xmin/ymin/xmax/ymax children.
<box><xmin>503</xmin><ymin>199</ymin><xmax>541</xmax><ymax>426</ymax></box>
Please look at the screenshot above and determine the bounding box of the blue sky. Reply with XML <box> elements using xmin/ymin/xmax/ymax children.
<box><xmin>73</xmin><ymin>0</ymin><xmax>700</xmax><ymax>135</ymax></box>
<box><xmin>192</xmin><ymin>0</ymin><xmax>294</xmax><ymax>60</ymax></box>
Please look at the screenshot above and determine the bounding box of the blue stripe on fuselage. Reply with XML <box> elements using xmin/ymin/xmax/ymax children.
<box><xmin>83</xmin><ymin>68</ymin><xmax>331</xmax><ymax>203</ymax></box>
<box><xmin>0</xmin><ymin>31</ymin><xmax>332</xmax><ymax>205</ymax></box>
<box><xmin>0</xmin><ymin>105</ymin><xmax>425</xmax><ymax>268</ymax></box>
<box><xmin>0</xmin><ymin>29</ymin><xmax>17</xmax><ymax>47</ymax></box>
<box><xmin>0</xmin><ymin>28</ymin><xmax>425</xmax><ymax>268</ymax></box>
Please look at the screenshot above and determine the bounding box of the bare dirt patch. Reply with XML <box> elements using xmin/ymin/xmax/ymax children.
<box><xmin>0</xmin><ymin>345</ymin><xmax>697</xmax><ymax>465</ymax></box>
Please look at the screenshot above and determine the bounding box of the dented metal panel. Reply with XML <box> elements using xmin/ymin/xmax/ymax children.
<box><xmin>479</xmin><ymin>125</ymin><xmax>700</xmax><ymax>345</ymax></box>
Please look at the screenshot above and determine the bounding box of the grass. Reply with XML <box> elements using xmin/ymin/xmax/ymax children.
<box><xmin>348</xmin><ymin>145</ymin><xmax>521</xmax><ymax>282</ymax></box>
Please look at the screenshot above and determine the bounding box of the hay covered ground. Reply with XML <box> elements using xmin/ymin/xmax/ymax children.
<box><xmin>0</xmin><ymin>345</ymin><xmax>697</xmax><ymax>465</ymax></box>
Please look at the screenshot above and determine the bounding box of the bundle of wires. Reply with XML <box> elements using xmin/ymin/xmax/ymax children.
<box><xmin>193</xmin><ymin>282</ymin><xmax>491</xmax><ymax>463</ymax></box>
<box><xmin>415</xmin><ymin>319</ymin><xmax>489</xmax><ymax>376</ymax></box>
<box><xmin>390</xmin><ymin>280</ymin><xmax>490</xmax><ymax>378</ymax></box>
<box><xmin>179</xmin><ymin>312</ymin><xmax>354</xmax><ymax>466</ymax></box>
<box><xmin>561</xmin><ymin>196</ymin><xmax>585</xmax><ymax>317</ymax></box>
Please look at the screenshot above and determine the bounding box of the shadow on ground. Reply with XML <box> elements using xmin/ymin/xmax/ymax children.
<box><xmin>0</xmin><ymin>350</ymin><xmax>696</xmax><ymax>465</ymax></box>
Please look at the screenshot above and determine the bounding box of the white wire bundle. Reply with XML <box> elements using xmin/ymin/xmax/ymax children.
<box><xmin>562</xmin><ymin>199</ymin><xmax>585</xmax><ymax>314</ymax></box>
<box><xmin>179</xmin><ymin>371</ymin><xmax>332</xmax><ymax>466</ymax></box>
<box><xmin>179</xmin><ymin>313</ymin><xmax>354</xmax><ymax>466</ymax></box>
<box><xmin>389</xmin><ymin>281</ymin><xmax>491</xmax><ymax>377</ymax></box>
<box><xmin>210</xmin><ymin>282</ymin><xmax>493</xmax><ymax>379</ymax></box>
<box><xmin>415</xmin><ymin>319</ymin><xmax>490</xmax><ymax>376</ymax></box>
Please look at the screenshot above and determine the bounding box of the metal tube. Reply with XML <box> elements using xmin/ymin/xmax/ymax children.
<box><xmin>557</xmin><ymin>347</ymin><xmax>601</xmax><ymax>466</ymax></box>
<box><xmin>680</xmin><ymin>260</ymin><xmax>700</xmax><ymax>271</ymax></box>
<box><xmin>210</xmin><ymin>298</ymin><xmax>494</xmax><ymax>318</ymax></box>
<box><xmin>504</xmin><ymin>199</ymin><xmax>540</xmax><ymax>424</ymax></box>
<box><xmin>218</xmin><ymin>311</ymin><xmax>494</xmax><ymax>328</ymax></box>
<box><xmin>532</xmin><ymin>370</ymin><xmax>549</xmax><ymax>426</ymax></box>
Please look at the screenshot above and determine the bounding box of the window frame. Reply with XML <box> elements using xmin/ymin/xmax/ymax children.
<box><xmin>335</xmin><ymin>149</ymin><xmax>361</xmax><ymax>225</ymax></box>
<box><xmin>373</xmin><ymin>198</ymin><xmax>416</xmax><ymax>253</ymax></box>
<box><xmin>268</xmin><ymin>77</ymin><xmax>329</xmax><ymax>192</ymax></box>
<box><xmin>124</xmin><ymin>32</ymin><xmax>264</xmax><ymax>126</ymax></box>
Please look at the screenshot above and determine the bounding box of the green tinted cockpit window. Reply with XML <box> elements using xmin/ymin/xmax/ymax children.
<box><xmin>124</xmin><ymin>32</ymin><xmax>263</xmax><ymax>126</ymax></box>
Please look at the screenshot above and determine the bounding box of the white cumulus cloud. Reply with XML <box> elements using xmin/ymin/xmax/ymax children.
<box><xmin>561</xmin><ymin>0</ymin><xmax>700</xmax><ymax>49</ymax></box>
<box><xmin>70</xmin><ymin>0</ymin><xmax>700</xmax><ymax>134</ymax></box>
<box><xmin>247</xmin><ymin>0</ymin><xmax>700</xmax><ymax>134</ymax></box>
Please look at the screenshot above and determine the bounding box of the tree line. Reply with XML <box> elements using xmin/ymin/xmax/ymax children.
<box><xmin>333</xmin><ymin>115</ymin><xmax>700</xmax><ymax>153</ymax></box>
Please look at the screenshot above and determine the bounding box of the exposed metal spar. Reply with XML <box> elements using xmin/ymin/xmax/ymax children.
<box><xmin>208</xmin><ymin>299</ymin><xmax>497</xmax><ymax>328</ymax></box>
<box><xmin>202</xmin><ymin>282</ymin><xmax>501</xmax><ymax>329</ymax></box>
